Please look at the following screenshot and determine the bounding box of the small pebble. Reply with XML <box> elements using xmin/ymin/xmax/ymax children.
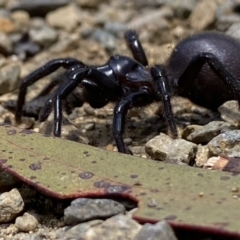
<box><xmin>135</xmin><ymin>221</ymin><xmax>178</xmax><ymax>240</ymax></box>
<box><xmin>145</xmin><ymin>133</ymin><xmax>197</xmax><ymax>164</ymax></box>
<box><xmin>15</xmin><ymin>212</ymin><xmax>39</xmax><ymax>232</ymax></box>
<box><xmin>84</xmin><ymin>122</ymin><xmax>95</xmax><ymax>131</ymax></box>
<box><xmin>231</xmin><ymin>187</ymin><xmax>239</xmax><ymax>193</ymax></box>
<box><xmin>0</xmin><ymin>188</ymin><xmax>24</xmax><ymax>223</ymax></box>
<box><xmin>198</xmin><ymin>192</ymin><xmax>204</xmax><ymax>197</ymax></box>
<box><xmin>123</xmin><ymin>137</ymin><xmax>132</xmax><ymax>145</ymax></box>
<box><xmin>84</xmin><ymin>106</ymin><xmax>95</xmax><ymax>115</ymax></box>
<box><xmin>81</xmin><ymin>214</ymin><xmax>142</xmax><ymax>240</ymax></box>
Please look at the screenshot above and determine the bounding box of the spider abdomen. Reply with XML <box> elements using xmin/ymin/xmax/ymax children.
<box><xmin>166</xmin><ymin>32</ymin><xmax>240</xmax><ymax>110</ymax></box>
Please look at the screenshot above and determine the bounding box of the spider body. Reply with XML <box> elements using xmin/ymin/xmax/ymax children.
<box><xmin>7</xmin><ymin>30</ymin><xmax>240</xmax><ymax>154</ymax></box>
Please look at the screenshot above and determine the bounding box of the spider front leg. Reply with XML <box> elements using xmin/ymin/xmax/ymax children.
<box><xmin>15</xmin><ymin>58</ymin><xmax>85</xmax><ymax>123</ymax></box>
<box><xmin>151</xmin><ymin>65</ymin><xmax>178</xmax><ymax>138</ymax></box>
<box><xmin>39</xmin><ymin>79</ymin><xmax>110</xmax><ymax>123</ymax></box>
<box><xmin>49</xmin><ymin>68</ymin><xmax>89</xmax><ymax>136</ymax></box>
<box><xmin>44</xmin><ymin>68</ymin><xmax>122</xmax><ymax>137</ymax></box>
<box><xmin>113</xmin><ymin>88</ymin><xmax>152</xmax><ymax>154</ymax></box>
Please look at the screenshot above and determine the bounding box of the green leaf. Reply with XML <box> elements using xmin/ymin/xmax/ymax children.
<box><xmin>0</xmin><ymin>125</ymin><xmax>240</xmax><ymax>237</ymax></box>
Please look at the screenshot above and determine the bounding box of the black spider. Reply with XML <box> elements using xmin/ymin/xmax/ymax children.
<box><xmin>7</xmin><ymin>30</ymin><xmax>240</xmax><ymax>154</ymax></box>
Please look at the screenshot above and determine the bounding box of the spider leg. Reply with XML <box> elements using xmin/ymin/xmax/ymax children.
<box><xmin>124</xmin><ymin>30</ymin><xmax>148</xmax><ymax>67</ymax></box>
<box><xmin>113</xmin><ymin>88</ymin><xmax>152</xmax><ymax>153</ymax></box>
<box><xmin>53</xmin><ymin>68</ymin><xmax>89</xmax><ymax>136</ymax></box>
<box><xmin>151</xmin><ymin>65</ymin><xmax>178</xmax><ymax>138</ymax></box>
<box><xmin>50</xmin><ymin>68</ymin><xmax>122</xmax><ymax>137</ymax></box>
<box><xmin>178</xmin><ymin>52</ymin><xmax>240</xmax><ymax>105</ymax></box>
<box><xmin>15</xmin><ymin>58</ymin><xmax>85</xmax><ymax>123</ymax></box>
<box><xmin>39</xmin><ymin>82</ymin><xmax>85</xmax><ymax>123</ymax></box>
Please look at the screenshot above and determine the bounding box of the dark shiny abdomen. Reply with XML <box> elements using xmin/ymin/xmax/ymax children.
<box><xmin>166</xmin><ymin>32</ymin><xmax>240</xmax><ymax>110</ymax></box>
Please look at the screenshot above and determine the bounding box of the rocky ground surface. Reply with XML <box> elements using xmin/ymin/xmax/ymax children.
<box><xmin>0</xmin><ymin>0</ymin><xmax>240</xmax><ymax>239</ymax></box>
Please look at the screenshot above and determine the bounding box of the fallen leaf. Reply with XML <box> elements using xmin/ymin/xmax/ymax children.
<box><xmin>0</xmin><ymin>125</ymin><xmax>240</xmax><ymax>238</ymax></box>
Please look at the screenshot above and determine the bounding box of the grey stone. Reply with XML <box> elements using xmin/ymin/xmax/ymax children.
<box><xmin>189</xmin><ymin>0</ymin><xmax>217</xmax><ymax>30</ymax></box>
<box><xmin>123</xmin><ymin>137</ymin><xmax>133</xmax><ymax>146</ymax></box>
<box><xmin>46</xmin><ymin>4</ymin><xmax>81</xmax><ymax>31</ymax></box>
<box><xmin>94</xmin><ymin>108</ymin><xmax>107</xmax><ymax>118</ymax></box>
<box><xmin>167</xmin><ymin>0</ymin><xmax>197</xmax><ymax>18</ymax></box>
<box><xmin>226</xmin><ymin>22</ymin><xmax>240</xmax><ymax>41</ymax></box>
<box><xmin>0</xmin><ymin>0</ymin><xmax>6</xmax><ymax>7</ymax></box>
<box><xmin>0</xmin><ymin>61</ymin><xmax>21</xmax><ymax>95</ymax></box>
<box><xmin>0</xmin><ymin>31</ymin><xmax>12</xmax><ymax>54</ymax></box>
<box><xmin>133</xmin><ymin>0</ymin><xmax>197</xmax><ymax>18</ymax></box>
<box><xmin>218</xmin><ymin>100</ymin><xmax>240</xmax><ymax>127</ymax></box>
<box><xmin>93</xmin><ymin>12</ymin><xmax>110</xmax><ymax>26</ymax></box>
<box><xmin>195</xmin><ymin>145</ymin><xmax>210</xmax><ymax>167</ymax></box>
<box><xmin>15</xmin><ymin>212</ymin><xmax>39</xmax><ymax>232</ymax></box>
<box><xmin>8</xmin><ymin>0</ymin><xmax>69</xmax><ymax>17</ymax></box>
<box><xmin>0</xmin><ymin>188</ymin><xmax>24</xmax><ymax>223</ymax></box>
<box><xmin>11</xmin><ymin>10</ymin><xmax>30</xmax><ymax>31</ymax></box>
<box><xmin>215</xmin><ymin>0</ymin><xmax>240</xmax><ymax>31</ymax></box>
<box><xmin>49</xmin><ymin>32</ymin><xmax>79</xmax><ymax>53</ymax></box>
<box><xmin>29</xmin><ymin>18</ymin><xmax>58</xmax><ymax>47</ymax></box>
<box><xmin>10</xmin><ymin>32</ymin><xmax>41</xmax><ymax>60</ymax></box>
<box><xmin>58</xmin><ymin>220</ymin><xmax>103</xmax><ymax>239</ymax></box>
<box><xmin>59</xmin><ymin>214</ymin><xmax>141</xmax><ymax>240</ymax></box>
<box><xmin>12</xmin><ymin>233</ymin><xmax>43</xmax><ymax>240</ymax></box>
<box><xmin>91</xmin><ymin>29</ymin><xmax>116</xmax><ymax>51</ymax></box>
<box><xmin>134</xmin><ymin>221</ymin><xmax>177</xmax><ymax>240</ymax></box>
<box><xmin>133</xmin><ymin>0</ymin><xmax>167</xmax><ymax>9</ymax></box>
<box><xmin>208</xmin><ymin>130</ymin><xmax>240</xmax><ymax>157</ymax></box>
<box><xmin>75</xmin><ymin>0</ymin><xmax>107</xmax><ymax>8</ymax></box>
<box><xmin>185</xmin><ymin>121</ymin><xmax>236</xmax><ymax>144</ymax></box>
<box><xmin>64</xmin><ymin>198</ymin><xmax>126</xmax><ymax>225</ymax></box>
<box><xmin>216</xmin><ymin>13</ymin><xmax>240</xmax><ymax>31</ymax></box>
<box><xmin>82</xmin><ymin>214</ymin><xmax>142</xmax><ymax>240</ymax></box>
<box><xmin>182</xmin><ymin>125</ymin><xmax>203</xmax><ymax>139</ymax></box>
<box><xmin>131</xmin><ymin>146</ymin><xmax>146</xmax><ymax>156</ymax></box>
<box><xmin>104</xmin><ymin>22</ymin><xmax>127</xmax><ymax>37</ymax></box>
<box><xmin>145</xmin><ymin>133</ymin><xmax>197</xmax><ymax>164</ymax></box>
<box><xmin>127</xmin><ymin>6</ymin><xmax>173</xmax><ymax>31</ymax></box>
<box><xmin>0</xmin><ymin>8</ymin><xmax>10</xmax><ymax>18</ymax></box>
